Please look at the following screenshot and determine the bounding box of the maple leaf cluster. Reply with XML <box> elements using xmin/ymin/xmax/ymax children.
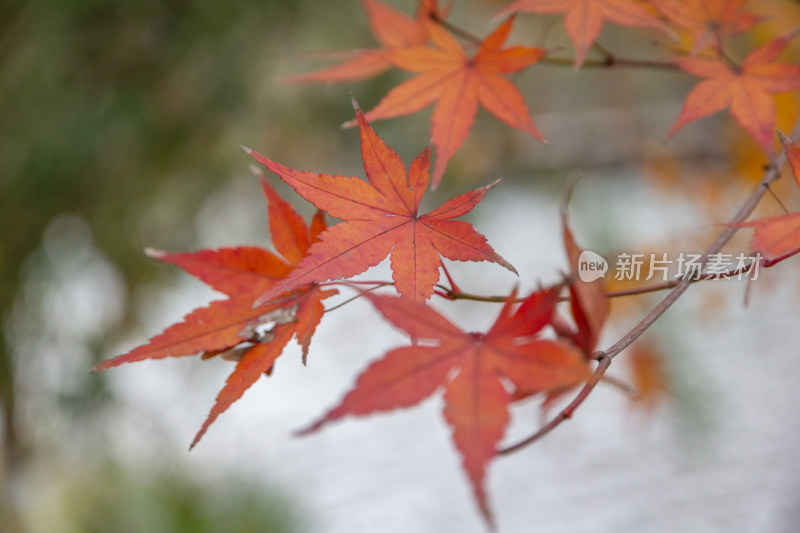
<box><xmin>292</xmin><ymin>0</ymin><xmax>800</xmax><ymax>160</ymax></box>
<box><xmin>281</xmin><ymin>0</ymin><xmax>443</xmax><ymax>84</ymax></box>
<box><xmin>96</xmin><ymin>0</ymin><xmax>800</xmax><ymax>528</ymax></box>
<box><xmin>96</xmin><ymin>97</ymin><xmax>610</xmax><ymax>524</ymax></box>
<box><xmin>667</xmin><ymin>30</ymin><xmax>800</xmax><ymax>155</ymax></box>
<box><xmin>94</xmin><ymin>178</ymin><xmax>339</xmax><ymax>448</ymax></box>
<box><xmin>245</xmin><ymin>100</ymin><xmax>516</xmax><ymax>304</ymax></box>
<box><xmin>293</xmin><ymin>0</ymin><xmax>548</xmax><ymax>186</ymax></box>
<box><xmin>497</xmin><ymin>0</ymin><xmax>670</xmax><ymax>68</ymax></box>
<box><xmin>299</xmin><ymin>288</ymin><xmax>590</xmax><ymax>525</ymax></box>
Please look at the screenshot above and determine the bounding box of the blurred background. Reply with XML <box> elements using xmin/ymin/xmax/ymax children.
<box><xmin>1</xmin><ymin>1</ymin><xmax>800</xmax><ymax>532</ymax></box>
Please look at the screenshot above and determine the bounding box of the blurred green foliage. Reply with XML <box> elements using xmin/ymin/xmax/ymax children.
<box><xmin>0</xmin><ymin>1</ymin><xmax>355</xmax><ymax>531</ymax></box>
<box><xmin>28</xmin><ymin>463</ymin><xmax>302</xmax><ymax>533</ymax></box>
<box><xmin>1</xmin><ymin>0</ymin><xmax>305</xmax><ymax>290</ymax></box>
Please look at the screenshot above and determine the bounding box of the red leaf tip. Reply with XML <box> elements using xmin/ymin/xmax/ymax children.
<box><xmin>240</xmin><ymin>145</ymin><xmax>253</xmax><ymax>155</ymax></box>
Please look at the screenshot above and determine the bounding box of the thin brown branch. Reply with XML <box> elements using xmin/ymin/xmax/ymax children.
<box><xmin>429</xmin><ymin>13</ymin><xmax>678</xmax><ymax>70</ymax></box>
<box><xmin>434</xmin><ymin>262</ymin><xmax>757</xmax><ymax>304</ymax></box>
<box><xmin>440</xmin><ymin>261</ymin><xmax>461</xmax><ymax>295</ymax></box>
<box><xmin>591</xmin><ymin>41</ymin><xmax>614</xmax><ymax>63</ymax></box>
<box><xmin>501</xmin><ymin>355</ymin><xmax>611</xmax><ymax>455</ymax></box>
<box><xmin>765</xmin><ymin>183</ymin><xmax>790</xmax><ymax>214</ymax></box>
<box><xmin>435</xmin><ymin>286</ymin><xmax>508</xmax><ymax>303</ymax></box>
<box><xmin>328</xmin><ymin>279</ymin><xmax>393</xmax><ymax>286</ymax></box>
<box><xmin>605</xmin><ymin>263</ymin><xmax>757</xmax><ymax>298</ymax></box>
<box><xmin>539</xmin><ymin>51</ymin><xmax>678</xmax><ymax>69</ymax></box>
<box><xmin>332</xmin><ymin>260</ymin><xmax>758</xmax><ymax>307</ymax></box>
<box><xmin>323</xmin><ymin>282</ymin><xmax>393</xmax><ymax>313</ymax></box>
<box><xmin>600</xmin><ymin>373</ymin><xmax>637</xmax><ymax>398</ymax></box>
<box><xmin>499</xmin><ymin>121</ymin><xmax>800</xmax><ymax>456</ymax></box>
<box><xmin>429</xmin><ymin>13</ymin><xmax>482</xmax><ymax>46</ymax></box>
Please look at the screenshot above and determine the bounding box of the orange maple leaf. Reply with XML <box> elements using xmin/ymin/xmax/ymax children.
<box><xmin>628</xmin><ymin>342</ymin><xmax>670</xmax><ymax>413</ymax></box>
<box><xmin>299</xmin><ymin>288</ymin><xmax>590</xmax><ymax>525</ymax></box>
<box><xmin>496</xmin><ymin>0</ymin><xmax>669</xmax><ymax>68</ymax></box>
<box><xmin>349</xmin><ymin>16</ymin><xmax>546</xmax><ymax>186</ymax></box>
<box><xmin>668</xmin><ymin>31</ymin><xmax>800</xmax><ymax>155</ymax></box>
<box><xmin>93</xmin><ymin>179</ymin><xmax>338</xmax><ymax>448</ymax></box>
<box><xmin>651</xmin><ymin>0</ymin><xmax>760</xmax><ymax>54</ymax></box>
<box><xmin>736</xmin><ymin>211</ymin><xmax>800</xmax><ymax>267</ymax></box>
<box><xmin>282</xmin><ymin>0</ymin><xmax>443</xmax><ymax>83</ymax></box>
<box><xmin>245</xmin><ymin>100</ymin><xmax>516</xmax><ymax>303</ymax></box>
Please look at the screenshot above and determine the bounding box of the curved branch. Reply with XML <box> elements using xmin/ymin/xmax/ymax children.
<box><xmin>501</xmin><ymin>355</ymin><xmax>611</xmax><ymax>455</ymax></box>
<box><xmin>500</xmin><ymin>121</ymin><xmax>800</xmax><ymax>455</ymax></box>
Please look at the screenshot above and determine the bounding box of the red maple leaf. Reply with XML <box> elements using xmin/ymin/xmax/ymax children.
<box><xmin>245</xmin><ymin>100</ymin><xmax>516</xmax><ymax>303</ymax></box>
<box><xmin>299</xmin><ymin>288</ymin><xmax>590</xmax><ymax>525</ymax></box>
<box><xmin>282</xmin><ymin>0</ymin><xmax>443</xmax><ymax>83</ymax></box>
<box><xmin>496</xmin><ymin>0</ymin><xmax>669</xmax><ymax>68</ymax></box>
<box><xmin>93</xmin><ymin>179</ymin><xmax>338</xmax><ymax>448</ymax></box>
<box><xmin>348</xmin><ymin>16</ymin><xmax>546</xmax><ymax>187</ymax></box>
<box><xmin>651</xmin><ymin>0</ymin><xmax>760</xmax><ymax>54</ymax></box>
<box><xmin>519</xmin><ymin>208</ymin><xmax>607</xmax><ymax>407</ymax></box>
<box><xmin>668</xmin><ymin>31</ymin><xmax>800</xmax><ymax>155</ymax></box>
<box><xmin>561</xmin><ymin>209</ymin><xmax>608</xmax><ymax>355</ymax></box>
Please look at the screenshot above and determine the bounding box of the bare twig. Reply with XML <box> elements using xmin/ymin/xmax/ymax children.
<box><xmin>429</xmin><ymin>12</ymin><xmax>482</xmax><ymax>46</ymax></box>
